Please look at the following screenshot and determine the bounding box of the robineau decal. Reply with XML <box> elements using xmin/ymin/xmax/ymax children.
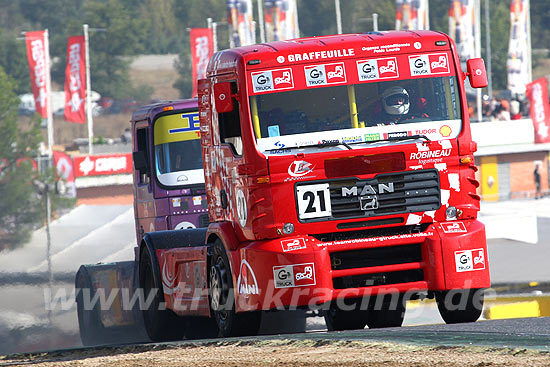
<box><xmin>237</xmin><ymin>259</ymin><xmax>259</xmax><ymax>295</ymax></box>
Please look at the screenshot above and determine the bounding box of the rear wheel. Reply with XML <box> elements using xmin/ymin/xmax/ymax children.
<box><xmin>324</xmin><ymin>297</ymin><xmax>369</xmax><ymax>331</ymax></box>
<box><xmin>209</xmin><ymin>240</ymin><xmax>261</xmax><ymax>337</ymax></box>
<box><xmin>75</xmin><ymin>267</ymin><xmax>104</xmax><ymax>346</ymax></box>
<box><xmin>139</xmin><ymin>247</ymin><xmax>184</xmax><ymax>341</ymax></box>
<box><xmin>436</xmin><ymin>288</ymin><xmax>484</xmax><ymax>324</ymax></box>
<box><xmin>366</xmin><ymin>293</ymin><xmax>406</xmax><ymax>329</ymax></box>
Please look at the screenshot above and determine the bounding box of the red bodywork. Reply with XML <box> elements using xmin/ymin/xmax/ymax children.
<box><xmin>158</xmin><ymin>31</ymin><xmax>490</xmax><ymax>315</ymax></box>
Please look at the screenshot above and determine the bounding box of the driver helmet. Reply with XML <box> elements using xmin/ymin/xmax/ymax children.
<box><xmin>381</xmin><ymin>86</ymin><xmax>410</xmax><ymax>115</ymax></box>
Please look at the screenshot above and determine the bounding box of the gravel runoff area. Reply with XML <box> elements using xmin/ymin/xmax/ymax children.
<box><xmin>2</xmin><ymin>339</ymin><xmax>550</xmax><ymax>367</ymax></box>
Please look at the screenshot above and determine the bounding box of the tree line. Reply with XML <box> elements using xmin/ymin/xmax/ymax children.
<box><xmin>0</xmin><ymin>0</ymin><xmax>549</xmax><ymax>101</ymax></box>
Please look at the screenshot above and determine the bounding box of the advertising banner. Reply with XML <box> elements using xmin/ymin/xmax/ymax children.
<box><xmin>24</xmin><ymin>30</ymin><xmax>50</xmax><ymax>118</ymax></box>
<box><xmin>264</xmin><ymin>0</ymin><xmax>300</xmax><ymax>42</ymax></box>
<box><xmin>448</xmin><ymin>0</ymin><xmax>475</xmax><ymax>62</ymax></box>
<box><xmin>396</xmin><ymin>0</ymin><xmax>429</xmax><ymax>30</ymax></box>
<box><xmin>507</xmin><ymin>0</ymin><xmax>530</xmax><ymax>96</ymax></box>
<box><xmin>227</xmin><ymin>0</ymin><xmax>255</xmax><ymax>47</ymax></box>
<box><xmin>190</xmin><ymin>28</ymin><xmax>214</xmax><ymax>98</ymax></box>
<box><xmin>53</xmin><ymin>151</ymin><xmax>77</xmax><ymax>197</ymax></box>
<box><xmin>73</xmin><ymin>153</ymin><xmax>133</xmax><ymax>177</ymax></box>
<box><xmin>63</xmin><ymin>36</ymin><xmax>86</xmax><ymax>123</ymax></box>
<box><xmin>525</xmin><ymin>77</ymin><xmax>550</xmax><ymax>144</ymax></box>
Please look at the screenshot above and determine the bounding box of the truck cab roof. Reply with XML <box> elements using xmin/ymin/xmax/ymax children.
<box><xmin>206</xmin><ymin>30</ymin><xmax>452</xmax><ymax>75</ymax></box>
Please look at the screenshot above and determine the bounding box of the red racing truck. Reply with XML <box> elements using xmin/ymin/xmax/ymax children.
<box><xmin>78</xmin><ymin>30</ymin><xmax>491</xmax><ymax>343</ymax></box>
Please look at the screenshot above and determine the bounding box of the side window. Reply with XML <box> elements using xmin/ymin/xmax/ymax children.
<box><xmin>218</xmin><ymin>81</ymin><xmax>243</xmax><ymax>156</ymax></box>
<box><xmin>135</xmin><ymin>127</ymin><xmax>150</xmax><ymax>185</ymax></box>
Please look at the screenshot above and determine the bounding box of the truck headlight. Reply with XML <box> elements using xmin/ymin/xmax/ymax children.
<box><xmin>282</xmin><ymin>223</ymin><xmax>295</xmax><ymax>235</ymax></box>
<box><xmin>446</xmin><ymin>206</ymin><xmax>458</xmax><ymax>220</ymax></box>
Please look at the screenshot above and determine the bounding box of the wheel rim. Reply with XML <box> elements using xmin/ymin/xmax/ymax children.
<box><xmin>210</xmin><ymin>255</ymin><xmax>230</xmax><ymax>322</ymax></box>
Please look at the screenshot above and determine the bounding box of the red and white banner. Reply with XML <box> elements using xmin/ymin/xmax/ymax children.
<box><xmin>264</xmin><ymin>0</ymin><xmax>300</xmax><ymax>42</ymax></box>
<box><xmin>190</xmin><ymin>28</ymin><xmax>213</xmax><ymax>98</ymax></box>
<box><xmin>507</xmin><ymin>0</ymin><xmax>530</xmax><ymax>96</ymax></box>
<box><xmin>448</xmin><ymin>0</ymin><xmax>476</xmax><ymax>62</ymax></box>
<box><xmin>24</xmin><ymin>30</ymin><xmax>50</xmax><ymax>118</ymax></box>
<box><xmin>227</xmin><ymin>0</ymin><xmax>255</xmax><ymax>47</ymax></box>
<box><xmin>53</xmin><ymin>151</ymin><xmax>77</xmax><ymax>197</ymax></box>
<box><xmin>73</xmin><ymin>153</ymin><xmax>133</xmax><ymax>177</ymax></box>
<box><xmin>64</xmin><ymin>36</ymin><xmax>86</xmax><ymax>123</ymax></box>
<box><xmin>525</xmin><ymin>77</ymin><xmax>550</xmax><ymax>144</ymax></box>
<box><xmin>396</xmin><ymin>0</ymin><xmax>429</xmax><ymax>30</ymax></box>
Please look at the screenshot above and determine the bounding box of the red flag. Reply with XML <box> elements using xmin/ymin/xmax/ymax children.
<box><xmin>526</xmin><ymin>77</ymin><xmax>550</xmax><ymax>144</ymax></box>
<box><xmin>190</xmin><ymin>28</ymin><xmax>214</xmax><ymax>98</ymax></box>
<box><xmin>24</xmin><ymin>30</ymin><xmax>49</xmax><ymax>118</ymax></box>
<box><xmin>64</xmin><ymin>36</ymin><xmax>86</xmax><ymax>123</ymax></box>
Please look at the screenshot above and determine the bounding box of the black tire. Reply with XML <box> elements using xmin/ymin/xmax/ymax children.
<box><xmin>366</xmin><ymin>293</ymin><xmax>406</xmax><ymax>329</ymax></box>
<box><xmin>436</xmin><ymin>288</ymin><xmax>484</xmax><ymax>324</ymax></box>
<box><xmin>75</xmin><ymin>267</ymin><xmax>105</xmax><ymax>346</ymax></box>
<box><xmin>209</xmin><ymin>239</ymin><xmax>261</xmax><ymax>337</ymax></box>
<box><xmin>324</xmin><ymin>298</ymin><xmax>369</xmax><ymax>331</ymax></box>
<box><xmin>184</xmin><ymin>317</ymin><xmax>219</xmax><ymax>340</ymax></box>
<box><xmin>139</xmin><ymin>247</ymin><xmax>184</xmax><ymax>341</ymax></box>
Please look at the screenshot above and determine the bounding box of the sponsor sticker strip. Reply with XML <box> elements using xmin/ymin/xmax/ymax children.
<box><xmin>273</xmin><ymin>263</ymin><xmax>316</xmax><ymax>288</ymax></box>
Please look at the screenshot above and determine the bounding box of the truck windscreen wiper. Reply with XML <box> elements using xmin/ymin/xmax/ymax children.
<box><xmin>264</xmin><ymin>139</ymin><xmax>352</xmax><ymax>152</ymax></box>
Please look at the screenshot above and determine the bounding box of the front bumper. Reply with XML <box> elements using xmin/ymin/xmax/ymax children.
<box><xmin>232</xmin><ymin>219</ymin><xmax>490</xmax><ymax>312</ymax></box>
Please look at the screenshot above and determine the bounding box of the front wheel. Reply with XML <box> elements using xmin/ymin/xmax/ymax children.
<box><xmin>436</xmin><ymin>288</ymin><xmax>484</xmax><ymax>324</ymax></box>
<box><xmin>209</xmin><ymin>240</ymin><xmax>261</xmax><ymax>337</ymax></box>
<box><xmin>366</xmin><ymin>293</ymin><xmax>406</xmax><ymax>329</ymax></box>
<box><xmin>324</xmin><ymin>298</ymin><xmax>369</xmax><ymax>331</ymax></box>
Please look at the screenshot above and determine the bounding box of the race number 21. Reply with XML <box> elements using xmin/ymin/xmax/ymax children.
<box><xmin>296</xmin><ymin>183</ymin><xmax>332</xmax><ymax>219</ymax></box>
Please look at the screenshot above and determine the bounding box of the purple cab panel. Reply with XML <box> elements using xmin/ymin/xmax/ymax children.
<box><xmin>131</xmin><ymin>99</ymin><xmax>208</xmax><ymax>243</ymax></box>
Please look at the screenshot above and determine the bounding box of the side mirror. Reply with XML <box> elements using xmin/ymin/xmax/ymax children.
<box><xmin>214</xmin><ymin>82</ymin><xmax>234</xmax><ymax>113</ymax></box>
<box><xmin>132</xmin><ymin>150</ymin><xmax>148</xmax><ymax>173</ymax></box>
<box><xmin>466</xmin><ymin>58</ymin><xmax>488</xmax><ymax>88</ymax></box>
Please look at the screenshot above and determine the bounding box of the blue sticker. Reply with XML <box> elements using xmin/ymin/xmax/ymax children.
<box><xmin>268</xmin><ymin>125</ymin><xmax>280</xmax><ymax>137</ymax></box>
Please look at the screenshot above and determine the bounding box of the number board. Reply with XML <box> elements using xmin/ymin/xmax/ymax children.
<box><xmin>296</xmin><ymin>183</ymin><xmax>332</xmax><ymax>220</ymax></box>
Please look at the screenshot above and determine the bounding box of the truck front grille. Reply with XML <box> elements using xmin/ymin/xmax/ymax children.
<box><xmin>333</xmin><ymin>269</ymin><xmax>424</xmax><ymax>289</ymax></box>
<box><xmin>330</xmin><ymin>244</ymin><xmax>422</xmax><ymax>270</ymax></box>
<box><xmin>328</xmin><ymin>169</ymin><xmax>440</xmax><ymax>220</ymax></box>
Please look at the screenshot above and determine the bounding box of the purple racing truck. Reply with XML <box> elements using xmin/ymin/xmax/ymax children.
<box><xmin>75</xmin><ymin>99</ymin><xmax>209</xmax><ymax>345</ymax></box>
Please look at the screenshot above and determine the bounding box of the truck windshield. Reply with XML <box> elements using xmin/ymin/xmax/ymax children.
<box><xmin>251</xmin><ymin>76</ymin><xmax>462</xmax><ymax>153</ymax></box>
<box><xmin>154</xmin><ymin>112</ymin><xmax>204</xmax><ymax>187</ymax></box>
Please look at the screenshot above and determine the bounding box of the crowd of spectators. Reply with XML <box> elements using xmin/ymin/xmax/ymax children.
<box><xmin>479</xmin><ymin>96</ymin><xmax>529</xmax><ymax>121</ymax></box>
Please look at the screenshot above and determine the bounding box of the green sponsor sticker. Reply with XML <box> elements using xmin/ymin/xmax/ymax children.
<box><xmin>364</xmin><ymin>133</ymin><xmax>380</xmax><ymax>142</ymax></box>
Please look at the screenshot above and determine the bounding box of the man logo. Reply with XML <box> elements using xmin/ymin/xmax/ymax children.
<box><xmin>237</xmin><ymin>259</ymin><xmax>259</xmax><ymax>295</ymax></box>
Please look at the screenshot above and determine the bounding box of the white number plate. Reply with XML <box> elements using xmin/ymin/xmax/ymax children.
<box><xmin>296</xmin><ymin>183</ymin><xmax>332</xmax><ymax>219</ymax></box>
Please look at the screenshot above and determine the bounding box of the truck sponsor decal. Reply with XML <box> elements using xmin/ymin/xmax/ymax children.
<box><xmin>356</xmin><ymin>57</ymin><xmax>399</xmax><ymax>81</ymax></box>
<box><xmin>161</xmin><ymin>252</ymin><xmax>176</xmax><ymax>295</ymax></box>
<box><xmin>384</xmin><ymin>131</ymin><xmax>410</xmax><ymax>139</ymax></box>
<box><xmin>237</xmin><ymin>259</ymin><xmax>259</xmax><ymax>295</ymax></box>
<box><xmin>155</xmin><ymin>112</ymin><xmax>201</xmax><ymax>145</ymax></box>
<box><xmin>304</xmin><ymin>62</ymin><xmax>347</xmax><ymax>87</ymax></box>
<box><xmin>279</xmin><ymin>48</ymin><xmax>355</xmax><ymax>63</ymax></box>
<box><xmin>281</xmin><ymin>238</ymin><xmax>307</xmax><ymax>252</ymax></box>
<box><xmin>409</xmin><ymin>149</ymin><xmax>451</xmax><ymax>160</ymax></box>
<box><xmin>273</xmin><ymin>263</ymin><xmax>316</xmax><ymax>288</ymax></box>
<box><xmin>455</xmin><ymin>249</ymin><xmax>486</xmax><ymax>272</ymax></box>
<box><xmin>236</xmin><ymin>189</ymin><xmax>247</xmax><ymax>227</ymax></box>
<box><xmin>251</xmin><ymin>68</ymin><xmax>294</xmax><ymax>93</ymax></box>
<box><xmin>288</xmin><ymin>160</ymin><xmax>314</xmax><ymax>177</ymax></box>
<box><xmin>361</xmin><ymin>43</ymin><xmax>411</xmax><ymax>54</ymax></box>
<box><xmin>317</xmin><ymin>232</ymin><xmax>432</xmax><ymax>247</ymax></box>
<box><xmin>409</xmin><ymin>53</ymin><xmax>450</xmax><ymax>76</ymax></box>
<box><xmin>440</xmin><ymin>125</ymin><xmax>452</xmax><ymax>137</ymax></box>
<box><xmin>441</xmin><ymin>221</ymin><xmax>467</xmax><ymax>233</ymax></box>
